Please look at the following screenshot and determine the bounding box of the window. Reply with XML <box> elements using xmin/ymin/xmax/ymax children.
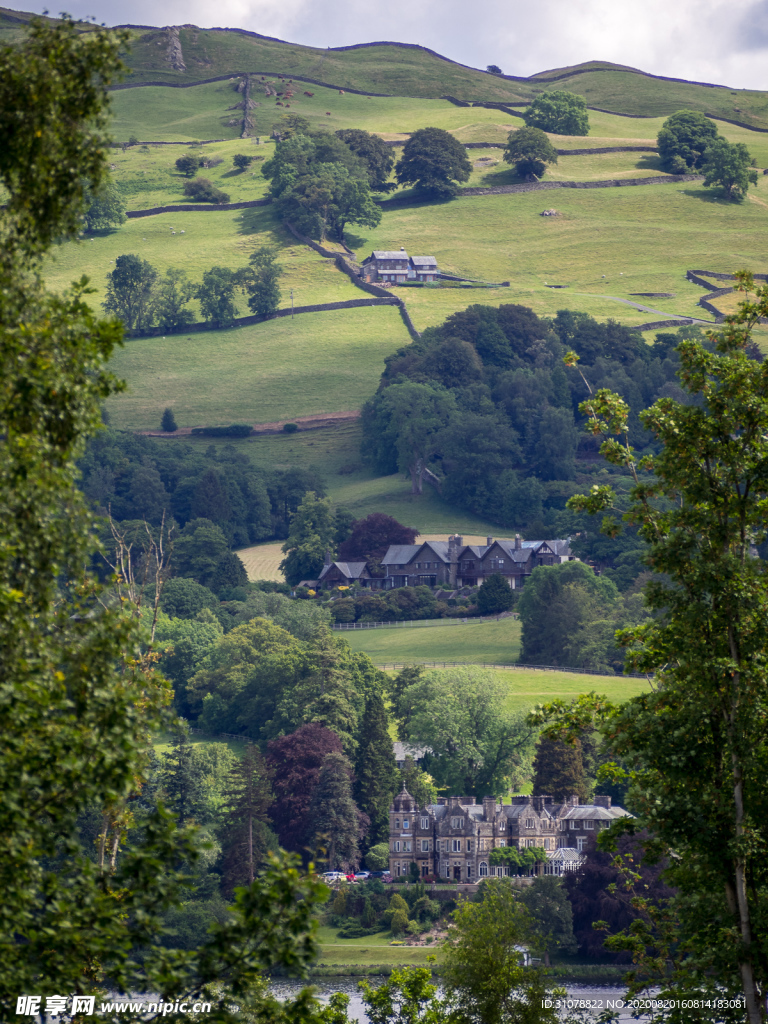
<box><xmin>395</xmin><ymin>841</ymin><xmax>401</xmax><ymax>852</ymax></box>
<box><xmin>452</xmin><ymin>839</ymin><xmax>462</xmax><ymax>853</ymax></box>
<box><xmin>404</xmin><ymin>841</ymin><xmax>412</xmax><ymax>852</ymax></box>
<box><xmin>577</xmin><ymin>837</ymin><xmax>587</xmax><ymax>852</ymax></box>
<box><xmin>584</xmin><ymin>819</ymin><xmax>594</xmax><ymax>830</ymax></box>
<box><xmin>498</xmin><ymin>820</ymin><xmax>505</xmax><ymax>831</ymax></box>
<box><xmin>466</xmin><ymin>862</ymin><xmax>473</xmax><ymax>877</ymax></box>
<box><xmin>451</xmin><ymin>817</ymin><xmax>464</xmax><ymax>829</ymax></box>
<box><xmin>497</xmin><ymin>839</ymin><xmax>506</xmax><ymax>847</ymax></box>
<box><xmin>525</xmin><ymin>818</ymin><xmax>534</xmax><ymax>829</ymax></box>
<box><xmin>479</xmin><ymin>862</ymin><xmax>488</xmax><ymax>876</ymax></box>
<box><xmin>421</xmin><ymin>839</ymin><xmax>430</xmax><ymax>852</ymax></box>
<box><xmin>403</xmin><ymin>819</ymin><xmax>409</xmax><ymax>829</ymax></box>
<box><xmin>466</xmin><ymin>840</ymin><xmax>473</xmax><ymax>853</ymax></box>
<box><xmin>569</xmin><ymin>820</ymin><xmax>578</xmax><ymax>830</ymax></box>
<box><xmin>395</xmin><ymin>819</ymin><xmax>400</xmax><ymax>829</ymax></box>
<box><xmin>421</xmin><ymin>817</ymin><xmax>429</xmax><ymax>829</ymax></box>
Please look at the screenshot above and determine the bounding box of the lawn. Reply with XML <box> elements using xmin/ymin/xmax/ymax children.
<box><xmin>343</xmin><ymin>615</ymin><xmax>523</xmax><ymax>665</ymax></box>
<box><xmin>104</xmin><ymin>304</ymin><xmax>409</xmax><ymax>430</ymax></box>
<box><xmin>356</xmin><ymin>177</ymin><xmax>768</xmax><ymax>331</ymax></box>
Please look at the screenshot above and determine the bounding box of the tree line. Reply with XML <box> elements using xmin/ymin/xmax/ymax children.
<box><xmin>101</xmin><ymin>245</ymin><xmax>284</xmax><ymax>336</ymax></box>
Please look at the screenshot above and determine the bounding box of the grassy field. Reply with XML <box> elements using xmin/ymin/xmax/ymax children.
<box><xmin>44</xmin><ymin>206</ymin><xmax>361</xmax><ymax>313</ymax></box>
<box><xmin>343</xmin><ymin>615</ymin><xmax>523</xmax><ymax>664</ymax></box>
<box><xmin>104</xmin><ymin>305</ymin><xmax>407</xmax><ymax>430</ymax></box>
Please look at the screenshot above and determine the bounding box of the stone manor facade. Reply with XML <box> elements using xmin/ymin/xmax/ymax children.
<box><xmin>388</xmin><ymin>787</ymin><xmax>630</xmax><ymax>881</ymax></box>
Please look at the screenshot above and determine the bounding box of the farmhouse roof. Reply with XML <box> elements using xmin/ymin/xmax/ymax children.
<box><xmin>318</xmin><ymin>560</ymin><xmax>369</xmax><ymax>580</ymax></box>
<box><xmin>371</xmin><ymin>250</ymin><xmax>409</xmax><ymax>260</ymax></box>
<box><xmin>381</xmin><ymin>544</ymin><xmax>423</xmax><ymax>564</ymax></box>
<box><xmin>411</xmin><ymin>255</ymin><xmax>438</xmax><ymax>267</ymax></box>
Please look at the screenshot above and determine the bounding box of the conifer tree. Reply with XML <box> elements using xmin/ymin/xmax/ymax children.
<box><xmin>531</xmin><ymin>735</ymin><xmax>588</xmax><ymax>802</ymax></box>
<box><xmin>159</xmin><ymin>730</ymin><xmax>206</xmax><ymax>826</ymax></box>
<box><xmin>308</xmin><ymin>751</ymin><xmax>366</xmax><ymax>870</ymax></box>
<box><xmin>354</xmin><ymin>687</ymin><xmax>398</xmax><ymax>846</ymax></box>
<box><xmin>219</xmin><ymin>743</ymin><xmax>275</xmax><ymax>889</ymax></box>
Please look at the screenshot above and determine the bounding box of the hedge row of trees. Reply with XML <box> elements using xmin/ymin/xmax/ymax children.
<box><xmin>657</xmin><ymin>109</ymin><xmax>758</xmax><ymax>199</ymax></box>
<box><xmin>101</xmin><ymin>246</ymin><xmax>283</xmax><ymax>335</ymax></box>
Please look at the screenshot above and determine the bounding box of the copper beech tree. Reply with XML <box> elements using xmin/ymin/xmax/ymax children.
<box><xmin>534</xmin><ymin>277</ymin><xmax>768</xmax><ymax>1023</ymax></box>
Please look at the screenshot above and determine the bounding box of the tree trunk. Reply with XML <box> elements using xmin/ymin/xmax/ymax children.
<box><xmin>248</xmin><ymin>811</ymin><xmax>254</xmax><ymax>885</ymax></box>
<box><xmin>409</xmin><ymin>460</ymin><xmax>423</xmax><ymax>494</ymax></box>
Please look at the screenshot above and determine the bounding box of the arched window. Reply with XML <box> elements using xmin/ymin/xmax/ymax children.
<box><xmin>479</xmin><ymin>862</ymin><xmax>488</xmax><ymax>877</ymax></box>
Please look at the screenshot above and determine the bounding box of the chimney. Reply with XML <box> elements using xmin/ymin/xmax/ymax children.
<box><xmin>593</xmin><ymin>795</ymin><xmax>612</xmax><ymax>808</ymax></box>
<box><xmin>515</xmin><ymin>533</ymin><xmax>522</xmax><ymax>551</ymax></box>
<box><xmin>532</xmin><ymin>795</ymin><xmax>545</xmax><ymax>813</ymax></box>
<box><xmin>571</xmin><ymin>794</ymin><xmax>580</xmax><ymax>806</ymax></box>
<box><xmin>324</xmin><ymin>550</ymin><xmax>332</xmax><ymax>566</ymax></box>
<box><xmin>483</xmin><ymin>796</ymin><xmax>496</xmax><ymax>821</ymax></box>
<box><xmin>486</xmin><ymin>536</ymin><xmax>493</xmax><ymax>547</ymax></box>
<box><xmin>448</xmin><ymin>534</ymin><xmax>460</xmax><ymax>588</ymax></box>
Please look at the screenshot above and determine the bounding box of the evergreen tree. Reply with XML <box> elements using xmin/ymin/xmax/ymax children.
<box><xmin>354</xmin><ymin>687</ymin><xmax>398</xmax><ymax>846</ymax></box>
<box><xmin>308</xmin><ymin>751</ymin><xmax>366</xmax><ymax>870</ymax></box>
<box><xmin>161</xmin><ymin>407</ymin><xmax>177</xmax><ymax>432</ymax></box>
<box><xmin>476</xmin><ymin>573</ymin><xmax>515</xmax><ymax>615</ymax></box>
<box><xmin>159</xmin><ymin>730</ymin><xmax>207</xmax><ymax>826</ymax></box>
<box><xmin>219</xmin><ymin>743</ymin><xmax>275</xmax><ymax>890</ymax></box>
<box><xmin>280</xmin><ymin>491</ymin><xmax>338</xmax><ymax>585</ymax></box>
<box><xmin>531</xmin><ymin>734</ymin><xmax>589</xmax><ymax>802</ymax></box>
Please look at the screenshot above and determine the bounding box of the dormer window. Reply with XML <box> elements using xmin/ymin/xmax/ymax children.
<box><xmin>525</xmin><ymin>818</ymin><xmax>534</xmax><ymax>828</ymax></box>
<box><xmin>498</xmin><ymin>820</ymin><xmax>505</xmax><ymax>831</ymax></box>
<box><xmin>451</xmin><ymin>817</ymin><xmax>464</xmax><ymax>829</ymax></box>
<box><xmin>421</xmin><ymin>817</ymin><xmax>429</xmax><ymax>829</ymax></box>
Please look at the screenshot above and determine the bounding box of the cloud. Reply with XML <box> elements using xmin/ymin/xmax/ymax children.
<box><xmin>17</xmin><ymin>0</ymin><xmax>768</xmax><ymax>89</ymax></box>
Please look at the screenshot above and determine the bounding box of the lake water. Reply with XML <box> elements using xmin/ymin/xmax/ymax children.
<box><xmin>270</xmin><ymin>979</ymin><xmax>647</xmax><ymax>1021</ymax></box>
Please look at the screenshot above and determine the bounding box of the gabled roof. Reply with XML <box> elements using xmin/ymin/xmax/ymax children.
<box><xmin>381</xmin><ymin>544</ymin><xmax>423</xmax><ymax>565</ymax></box>
<box><xmin>371</xmin><ymin>250</ymin><xmax>409</xmax><ymax>260</ymax></box>
<box><xmin>318</xmin><ymin>560</ymin><xmax>368</xmax><ymax>580</ymax></box>
<box><xmin>411</xmin><ymin>255</ymin><xmax>438</xmax><ymax>266</ymax></box>
<box><xmin>560</xmin><ymin>806</ymin><xmax>616</xmax><ymax>821</ymax></box>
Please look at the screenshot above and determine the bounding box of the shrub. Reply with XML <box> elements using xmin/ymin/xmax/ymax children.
<box><xmin>365</xmin><ymin>842</ymin><xmax>391</xmax><ymax>871</ymax></box>
<box><xmin>282</xmin><ymin>422</ymin><xmax>298</xmax><ymax>433</ymax></box>
<box><xmin>233</xmin><ymin>153</ymin><xmax>253</xmax><ymax>170</ymax></box>
<box><xmin>332</xmin><ymin>599</ymin><xmax>355</xmax><ymax>623</ymax></box>
<box><xmin>175</xmin><ymin>153</ymin><xmax>203</xmax><ymax>177</ymax></box>
<box><xmin>183</xmin><ymin>177</ymin><xmax>230</xmax><ymax>204</ymax></box>
<box><xmin>477</xmin><ymin>573</ymin><xmax>515</xmax><ymax>615</ymax></box>
<box><xmin>390</xmin><ymin>909</ymin><xmax>409</xmax><ymax>936</ymax></box>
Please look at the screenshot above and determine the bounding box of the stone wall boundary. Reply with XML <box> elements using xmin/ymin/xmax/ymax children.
<box><xmin>691</xmin><ymin>269</ymin><xmax>768</xmax><ymax>282</ymax></box>
<box><xmin>109</xmin><ymin>67</ymin><xmax>391</xmax><ymax>97</ymax></box>
<box><xmin>629</xmin><ymin>319</ymin><xmax>696</xmax><ymax>331</ymax></box>
<box><xmin>126</xmin><ymin>198</ymin><xmax>269</xmax><ymax>218</ymax></box>
<box><xmin>459</xmin><ymin>172</ymin><xmax>700</xmax><ymax>197</ymax></box>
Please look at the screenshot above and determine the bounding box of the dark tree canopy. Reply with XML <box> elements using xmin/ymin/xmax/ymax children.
<box><xmin>523</xmin><ymin>90</ymin><xmax>589</xmax><ymax>136</ymax></box>
<box><xmin>532</xmin><ymin>735</ymin><xmax>589</xmax><ymax>801</ymax></box>
<box><xmin>337</xmin><ymin>512</ymin><xmax>419</xmax><ymax>563</ymax></box>
<box><xmin>476</xmin><ymin>573</ymin><xmax>515</xmax><ymax>615</ymax></box>
<box><xmin>308</xmin><ymin>750</ymin><xmax>367</xmax><ymax>870</ymax></box>
<box><xmin>395</xmin><ymin>126</ymin><xmax>472</xmax><ymax>198</ymax></box>
<box><xmin>161</xmin><ymin>406</ymin><xmax>177</xmax><ymax>432</ymax></box>
<box><xmin>657</xmin><ymin>109</ymin><xmax>720</xmax><ymax>173</ymax></box>
<box><xmin>102</xmin><ymin>253</ymin><xmax>157</xmax><ymax>335</ymax></box>
<box><xmin>335</xmin><ymin>127</ymin><xmax>396</xmax><ymax>191</ymax></box>
<box><xmin>176</xmin><ymin>153</ymin><xmax>203</xmax><ymax>176</ymax></box>
<box><xmin>266</xmin><ymin>724</ymin><xmax>344</xmax><ymax>853</ymax></box>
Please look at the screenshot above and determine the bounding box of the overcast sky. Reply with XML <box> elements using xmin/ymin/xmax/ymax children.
<box><xmin>16</xmin><ymin>0</ymin><xmax>768</xmax><ymax>90</ymax></box>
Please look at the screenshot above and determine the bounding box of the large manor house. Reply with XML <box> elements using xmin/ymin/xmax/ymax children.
<box><xmin>307</xmin><ymin>534</ymin><xmax>574</xmax><ymax>592</ymax></box>
<box><xmin>389</xmin><ymin>787</ymin><xmax>630</xmax><ymax>881</ymax></box>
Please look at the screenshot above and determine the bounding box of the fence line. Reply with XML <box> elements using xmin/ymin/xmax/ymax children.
<box><xmin>331</xmin><ymin>612</ymin><xmax>516</xmax><ymax>630</ymax></box>
<box><xmin>371</xmin><ymin>661</ymin><xmax>648</xmax><ymax>679</ymax></box>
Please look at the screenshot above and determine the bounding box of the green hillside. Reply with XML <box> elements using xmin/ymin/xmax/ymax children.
<box><xmin>5</xmin><ymin>6</ymin><xmax>768</xmax><ymax>126</ymax></box>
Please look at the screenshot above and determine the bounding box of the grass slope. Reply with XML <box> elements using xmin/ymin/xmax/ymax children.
<box><xmin>104</xmin><ymin>305</ymin><xmax>408</xmax><ymax>430</ymax></box>
<box><xmin>343</xmin><ymin>615</ymin><xmax>524</xmax><ymax>664</ymax></box>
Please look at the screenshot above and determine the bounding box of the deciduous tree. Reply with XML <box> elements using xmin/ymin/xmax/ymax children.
<box><xmin>523</xmin><ymin>90</ymin><xmax>589</xmax><ymax>136</ymax></box>
<box><xmin>152</xmin><ymin>267</ymin><xmax>197</xmax><ymax>331</ymax></box>
<box><xmin>280</xmin><ymin>491</ymin><xmax>338</xmax><ymax>585</ymax></box>
<box><xmin>242</xmin><ymin>245</ymin><xmax>283</xmax><ymax>317</ymax></box>
<box><xmin>197</xmin><ymin>265</ymin><xmax>238</xmax><ymax>327</ymax></box>
<box><xmin>656</xmin><ymin>109</ymin><xmax>719</xmax><ymax>173</ymax></box>
<box><xmin>82</xmin><ymin>180</ymin><xmax>126</xmax><ymax>232</ymax></box>
<box><xmin>702</xmin><ymin>137</ymin><xmax>758</xmax><ymax>201</ymax></box>
<box><xmin>335</xmin><ymin>127</ymin><xmax>396</xmax><ymax>191</ymax></box>
<box><xmin>103</xmin><ymin>253</ymin><xmax>157</xmax><ymax>335</ymax></box>
<box><xmin>503</xmin><ymin>126</ymin><xmax>559</xmax><ymax>178</ymax></box>
<box><xmin>395</xmin><ymin>127</ymin><xmax>472</xmax><ymax>198</ymax></box>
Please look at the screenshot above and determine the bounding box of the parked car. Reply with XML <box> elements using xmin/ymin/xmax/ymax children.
<box><xmin>321</xmin><ymin>871</ymin><xmax>346</xmax><ymax>882</ymax></box>
<box><xmin>354</xmin><ymin>871</ymin><xmax>370</xmax><ymax>880</ymax></box>
<box><xmin>367</xmin><ymin>870</ymin><xmax>388</xmax><ymax>878</ymax></box>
